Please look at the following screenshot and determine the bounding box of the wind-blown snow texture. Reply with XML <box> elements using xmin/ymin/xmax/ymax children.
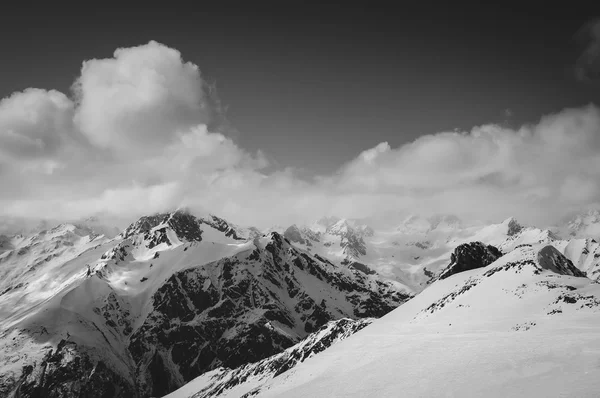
<box><xmin>0</xmin><ymin>211</ymin><xmax>410</xmax><ymax>397</ymax></box>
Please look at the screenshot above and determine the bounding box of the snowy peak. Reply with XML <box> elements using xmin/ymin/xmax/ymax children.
<box><xmin>323</xmin><ymin>219</ymin><xmax>373</xmax><ymax>259</ymax></box>
<box><xmin>312</xmin><ymin>216</ymin><xmax>341</xmax><ymax>232</ymax></box>
<box><xmin>120</xmin><ymin>210</ymin><xmax>202</xmax><ymax>241</ymax></box>
<box><xmin>119</xmin><ymin>210</ymin><xmax>251</xmax><ymax>247</ymax></box>
<box><xmin>563</xmin><ymin>209</ymin><xmax>600</xmax><ymax>238</ymax></box>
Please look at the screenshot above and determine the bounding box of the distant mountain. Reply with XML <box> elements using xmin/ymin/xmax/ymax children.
<box><xmin>557</xmin><ymin>209</ymin><xmax>600</xmax><ymax>238</ymax></box>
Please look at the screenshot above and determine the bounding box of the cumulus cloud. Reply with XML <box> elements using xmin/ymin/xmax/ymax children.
<box><xmin>0</xmin><ymin>41</ymin><xmax>599</xmax><ymax>231</ymax></box>
<box><xmin>0</xmin><ymin>89</ymin><xmax>74</xmax><ymax>161</ymax></box>
<box><xmin>73</xmin><ymin>41</ymin><xmax>220</xmax><ymax>156</ymax></box>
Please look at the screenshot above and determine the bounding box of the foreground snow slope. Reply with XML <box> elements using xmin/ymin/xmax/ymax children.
<box><xmin>253</xmin><ymin>246</ymin><xmax>600</xmax><ymax>397</ymax></box>
<box><xmin>166</xmin><ymin>318</ymin><xmax>373</xmax><ymax>398</ymax></box>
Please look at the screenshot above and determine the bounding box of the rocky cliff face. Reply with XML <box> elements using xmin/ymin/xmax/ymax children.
<box><xmin>127</xmin><ymin>231</ymin><xmax>411</xmax><ymax>397</ymax></box>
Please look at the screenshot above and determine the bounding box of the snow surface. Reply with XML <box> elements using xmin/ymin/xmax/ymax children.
<box><xmin>165</xmin><ymin>318</ymin><xmax>373</xmax><ymax>398</ymax></box>
<box><xmin>251</xmin><ymin>247</ymin><xmax>600</xmax><ymax>397</ymax></box>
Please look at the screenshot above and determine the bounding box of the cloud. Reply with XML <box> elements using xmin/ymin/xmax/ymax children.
<box><xmin>0</xmin><ymin>88</ymin><xmax>74</xmax><ymax>161</ymax></box>
<box><xmin>73</xmin><ymin>40</ymin><xmax>218</xmax><ymax>156</ymax></box>
<box><xmin>0</xmin><ymin>41</ymin><xmax>600</xmax><ymax>231</ymax></box>
<box><xmin>323</xmin><ymin>105</ymin><xmax>600</xmax><ymax>224</ymax></box>
<box><xmin>574</xmin><ymin>18</ymin><xmax>600</xmax><ymax>82</ymax></box>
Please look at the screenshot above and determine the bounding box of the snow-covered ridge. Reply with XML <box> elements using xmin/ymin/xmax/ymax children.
<box><xmin>166</xmin><ymin>318</ymin><xmax>373</xmax><ymax>398</ymax></box>
<box><xmin>251</xmin><ymin>243</ymin><xmax>600</xmax><ymax>398</ymax></box>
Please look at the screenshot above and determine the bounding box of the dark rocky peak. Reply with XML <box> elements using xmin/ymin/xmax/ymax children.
<box><xmin>120</xmin><ymin>213</ymin><xmax>169</xmax><ymax>239</ymax></box>
<box><xmin>265</xmin><ymin>231</ymin><xmax>287</xmax><ymax>249</ymax></box>
<box><xmin>437</xmin><ymin>242</ymin><xmax>503</xmax><ymax>281</ymax></box>
<box><xmin>505</xmin><ymin>217</ymin><xmax>523</xmax><ymax>237</ymax></box>
<box><xmin>537</xmin><ymin>246</ymin><xmax>587</xmax><ymax>277</ymax></box>
<box><xmin>119</xmin><ymin>210</ymin><xmax>204</xmax><ymax>243</ymax></box>
<box><xmin>166</xmin><ymin>211</ymin><xmax>204</xmax><ymax>242</ymax></box>
<box><xmin>202</xmin><ymin>214</ymin><xmax>246</xmax><ymax>240</ymax></box>
<box><xmin>284</xmin><ymin>225</ymin><xmax>321</xmax><ymax>246</ymax></box>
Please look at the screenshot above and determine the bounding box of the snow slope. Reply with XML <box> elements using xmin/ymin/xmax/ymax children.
<box><xmin>166</xmin><ymin>318</ymin><xmax>373</xmax><ymax>398</ymax></box>
<box><xmin>251</xmin><ymin>245</ymin><xmax>600</xmax><ymax>398</ymax></box>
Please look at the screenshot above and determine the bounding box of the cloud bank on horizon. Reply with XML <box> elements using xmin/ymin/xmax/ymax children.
<box><xmin>1</xmin><ymin>40</ymin><xmax>599</xmax><ymax>230</ymax></box>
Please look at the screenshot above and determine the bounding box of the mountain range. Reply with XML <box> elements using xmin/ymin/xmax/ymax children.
<box><xmin>2</xmin><ymin>209</ymin><xmax>600</xmax><ymax>397</ymax></box>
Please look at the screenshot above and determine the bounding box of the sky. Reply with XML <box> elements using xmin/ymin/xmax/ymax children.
<box><xmin>0</xmin><ymin>5</ymin><xmax>599</xmax><ymax>230</ymax></box>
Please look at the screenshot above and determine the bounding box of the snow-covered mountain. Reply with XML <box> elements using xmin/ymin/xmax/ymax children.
<box><xmin>4</xmin><ymin>208</ymin><xmax>600</xmax><ymax>397</ymax></box>
<box><xmin>231</xmin><ymin>244</ymin><xmax>600</xmax><ymax>397</ymax></box>
<box><xmin>166</xmin><ymin>318</ymin><xmax>373</xmax><ymax>398</ymax></box>
<box><xmin>280</xmin><ymin>213</ymin><xmax>600</xmax><ymax>292</ymax></box>
<box><xmin>558</xmin><ymin>209</ymin><xmax>600</xmax><ymax>238</ymax></box>
<box><xmin>0</xmin><ymin>210</ymin><xmax>411</xmax><ymax>397</ymax></box>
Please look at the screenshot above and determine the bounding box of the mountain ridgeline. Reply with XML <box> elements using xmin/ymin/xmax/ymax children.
<box><xmin>2</xmin><ymin>210</ymin><xmax>600</xmax><ymax>397</ymax></box>
<box><xmin>0</xmin><ymin>211</ymin><xmax>411</xmax><ymax>397</ymax></box>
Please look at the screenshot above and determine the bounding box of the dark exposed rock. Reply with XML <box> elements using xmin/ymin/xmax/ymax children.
<box><xmin>507</xmin><ymin>218</ymin><xmax>523</xmax><ymax>236</ymax></box>
<box><xmin>347</xmin><ymin>261</ymin><xmax>376</xmax><ymax>275</ymax></box>
<box><xmin>202</xmin><ymin>215</ymin><xmax>245</xmax><ymax>240</ymax></box>
<box><xmin>187</xmin><ymin>318</ymin><xmax>372</xmax><ymax>398</ymax></box>
<box><xmin>9</xmin><ymin>340</ymin><xmax>136</xmax><ymax>398</ymax></box>
<box><xmin>437</xmin><ymin>242</ymin><xmax>502</xmax><ymax>280</ymax></box>
<box><xmin>537</xmin><ymin>246</ymin><xmax>587</xmax><ymax>277</ymax></box>
<box><xmin>127</xmin><ymin>232</ymin><xmax>410</xmax><ymax>396</ymax></box>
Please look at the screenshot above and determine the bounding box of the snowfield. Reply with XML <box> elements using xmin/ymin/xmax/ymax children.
<box><xmin>249</xmin><ymin>246</ymin><xmax>600</xmax><ymax>397</ymax></box>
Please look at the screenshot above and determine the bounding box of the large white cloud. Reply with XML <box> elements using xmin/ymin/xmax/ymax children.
<box><xmin>0</xmin><ymin>41</ymin><xmax>599</xmax><ymax>231</ymax></box>
<box><xmin>73</xmin><ymin>40</ymin><xmax>213</xmax><ymax>155</ymax></box>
